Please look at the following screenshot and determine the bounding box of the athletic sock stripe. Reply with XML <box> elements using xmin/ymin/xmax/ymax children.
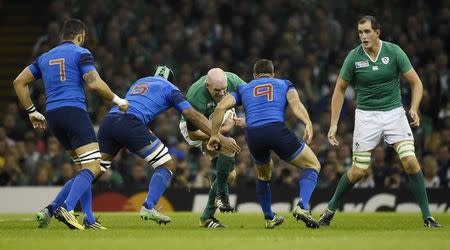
<box><xmin>79</xmin><ymin>150</ymin><xmax>100</xmax><ymax>159</ymax></box>
<box><xmin>148</xmin><ymin>147</ymin><xmax>168</xmax><ymax>165</ymax></box>
<box><xmin>149</xmin><ymin>151</ymin><xmax>169</xmax><ymax>166</ymax></box>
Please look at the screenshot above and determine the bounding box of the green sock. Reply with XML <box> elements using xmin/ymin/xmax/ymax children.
<box><xmin>200</xmin><ymin>180</ymin><xmax>218</xmax><ymax>220</ymax></box>
<box><xmin>215</xmin><ymin>154</ymin><xmax>235</xmax><ymax>195</ymax></box>
<box><xmin>407</xmin><ymin>171</ymin><xmax>431</xmax><ymax>219</ymax></box>
<box><xmin>328</xmin><ymin>173</ymin><xmax>355</xmax><ymax>212</ymax></box>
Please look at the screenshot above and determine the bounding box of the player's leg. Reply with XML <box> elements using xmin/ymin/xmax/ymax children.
<box><xmin>273</xmin><ymin>124</ymin><xmax>320</xmax><ymax>229</ymax></box>
<box><xmin>215</xmin><ymin>143</ymin><xmax>236</xmax><ymax>213</ymax></box>
<box><xmin>120</xmin><ymin>120</ymin><xmax>173</xmax><ymax>224</ymax></box>
<box><xmin>320</xmin><ymin>109</ymin><xmax>382</xmax><ymax>226</ymax></box>
<box><xmin>247</xmin><ymin>124</ymin><xmax>284</xmax><ymax>229</ymax></box>
<box><xmin>51</xmin><ymin>108</ymin><xmax>100</xmax><ymax>230</ymax></box>
<box><xmin>254</xmin><ymin>161</ymin><xmax>284</xmax><ymax>229</ymax></box>
<box><xmin>36</xmin><ymin>151</ymin><xmax>82</xmax><ymax>228</ymax></box>
<box><xmin>384</xmin><ymin>108</ymin><xmax>441</xmax><ymax>227</ymax></box>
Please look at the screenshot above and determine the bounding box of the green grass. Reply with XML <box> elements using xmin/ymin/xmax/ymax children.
<box><xmin>0</xmin><ymin>212</ymin><xmax>448</xmax><ymax>250</ymax></box>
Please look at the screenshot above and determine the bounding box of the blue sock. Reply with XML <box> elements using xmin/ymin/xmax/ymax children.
<box><xmin>144</xmin><ymin>167</ymin><xmax>172</xmax><ymax>209</ymax></box>
<box><xmin>64</xmin><ymin>169</ymin><xmax>94</xmax><ymax>211</ymax></box>
<box><xmin>48</xmin><ymin>178</ymin><xmax>74</xmax><ymax>215</ymax></box>
<box><xmin>298</xmin><ymin>168</ymin><xmax>319</xmax><ymax>210</ymax></box>
<box><xmin>256</xmin><ymin>179</ymin><xmax>274</xmax><ymax>220</ymax></box>
<box><xmin>80</xmin><ymin>187</ymin><xmax>95</xmax><ymax>225</ymax></box>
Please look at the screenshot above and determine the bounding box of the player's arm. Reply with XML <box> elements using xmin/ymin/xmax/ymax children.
<box><xmin>177</xmin><ymin>93</ymin><xmax>240</xmax><ymax>153</ymax></box>
<box><xmin>183</xmin><ymin>108</ymin><xmax>212</xmax><ymax>137</ymax></box>
<box><xmin>402</xmin><ymin>68</ymin><xmax>423</xmax><ymax>127</ymax></box>
<box><xmin>13</xmin><ymin>66</ymin><xmax>46</xmax><ymax>130</ymax></box>
<box><xmin>83</xmin><ymin>70</ymin><xmax>128</xmax><ymax>111</ymax></box>
<box><xmin>286</xmin><ymin>88</ymin><xmax>313</xmax><ymax>144</ymax></box>
<box><xmin>328</xmin><ymin>76</ymin><xmax>349</xmax><ymax>146</ymax></box>
<box><xmin>206</xmin><ymin>94</ymin><xmax>240</xmax><ymax>152</ymax></box>
<box><xmin>397</xmin><ymin>45</ymin><xmax>422</xmax><ymax>128</ymax></box>
<box><xmin>13</xmin><ymin>67</ymin><xmax>36</xmax><ymax>110</ymax></box>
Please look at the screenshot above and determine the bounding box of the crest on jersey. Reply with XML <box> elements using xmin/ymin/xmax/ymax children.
<box><xmin>382</xmin><ymin>57</ymin><xmax>389</xmax><ymax>64</ymax></box>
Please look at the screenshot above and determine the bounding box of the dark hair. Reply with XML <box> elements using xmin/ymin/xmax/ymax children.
<box><xmin>358</xmin><ymin>15</ymin><xmax>380</xmax><ymax>31</ymax></box>
<box><xmin>154</xmin><ymin>66</ymin><xmax>175</xmax><ymax>82</ymax></box>
<box><xmin>62</xmin><ymin>19</ymin><xmax>85</xmax><ymax>40</ymax></box>
<box><xmin>253</xmin><ymin>59</ymin><xmax>274</xmax><ymax>75</ymax></box>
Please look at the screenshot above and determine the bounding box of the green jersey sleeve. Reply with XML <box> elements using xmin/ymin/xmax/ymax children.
<box><xmin>395</xmin><ymin>45</ymin><xmax>413</xmax><ymax>74</ymax></box>
<box><xmin>226</xmin><ymin>72</ymin><xmax>245</xmax><ymax>92</ymax></box>
<box><xmin>339</xmin><ymin>53</ymin><xmax>354</xmax><ymax>82</ymax></box>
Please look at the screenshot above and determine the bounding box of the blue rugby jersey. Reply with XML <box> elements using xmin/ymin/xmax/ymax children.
<box><xmin>231</xmin><ymin>77</ymin><xmax>295</xmax><ymax>127</ymax></box>
<box><xmin>28</xmin><ymin>41</ymin><xmax>96</xmax><ymax>111</ymax></box>
<box><xmin>110</xmin><ymin>76</ymin><xmax>191</xmax><ymax>125</ymax></box>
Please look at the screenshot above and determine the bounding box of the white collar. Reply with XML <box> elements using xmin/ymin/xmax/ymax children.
<box><xmin>362</xmin><ymin>40</ymin><xmax>382</xmax><ymax>63</ymax></box>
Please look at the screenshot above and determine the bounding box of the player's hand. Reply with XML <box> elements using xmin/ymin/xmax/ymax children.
<box><xmin>207</xmin><ymin>135</ymin><xmax>221</xmax><ymax>151</ymax></box>
<box><xmin>28</xmin><ymin>111</ymin><xmax>46</xmax><ymax>131</ymax></box>
<box><xmin>118</xmin><ymin>99</ymin><xmax>129</xmax><ymax>113</ymax></box>
<box><xmin>219</xmin><ymin>135</ymin><xmax>241</xmax><ymax>154</ymax></box>
<box><xmin>233</xmin><ymin>116</ymin><xmax>246</xmax><ymax>128</ymax></box>
<box><xmin>408</xmin><ymin>109</ymin><xmax>420</xmax><ymax>128</ymax></box>
<box><xmin>113</xmin><ymin>94</ymin><xmax>129</xmax><ymax>113</ymax></box>
<box><xmin>327</xmin><ymin>125</ymin><xmax>340</xmax><ymax>146</ymax></box>
<box><xmin>303</xmin><ymin>122</ymin><xmax>313</xmax><ymax>144</ymax></box>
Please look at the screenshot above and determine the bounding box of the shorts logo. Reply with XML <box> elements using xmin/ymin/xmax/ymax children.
<box><xmin>355</xmin><ymin>142</ymin><xmax>360</xmax><ymax>150</ymax></box>
<box><xmin>382</xmin><ymin>57</ymin><xmax>389</xmax><ymax>64</ymax></box>
<box><xmin>355</xmin><ymin>60</ymin><xmax>369</xmax><ymax>68</ymax></box>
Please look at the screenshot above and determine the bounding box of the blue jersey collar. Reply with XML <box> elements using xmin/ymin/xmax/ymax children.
<box><xmin>59</xmin><ymin>41</ymin><xmax>75</xmax><ymax>45</ymax></box>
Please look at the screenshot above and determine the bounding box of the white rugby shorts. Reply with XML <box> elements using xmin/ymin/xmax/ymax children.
<box><xmin>352</xmin><ymin>107</ymin><xmax>414</xmax><ymax>152</ymax></box>
<box><xmin>179</xmin><ymin>120</ymin><xmax>203</xmax><ymax>149</ymax></box>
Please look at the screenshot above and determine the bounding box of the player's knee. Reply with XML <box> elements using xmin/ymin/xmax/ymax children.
<box><xmin>347</xmin><ymin>166</ymin><xmax>367</xmax><ymax>182</ymax></box>
<box><xmin>256</xmin><ymin>166</ymin><xmax>272</xmax><ymax>181</ymax></box>
<box><xmin>395</xmin><ymin>141</ymin><xmax>416</xmax><ymax>160</ymax></box>
<box><xmin>400</xmin><ymin>156</ymin><xmax>420</xmax><ymax>174</ymax></box>
<box><xmin>228</xmin><ymin>169</ymin><xmax>236</xmax><ymax>185</ymax></box>
<box><xmin>219</xmin><ymin>140</ymin><xmax>237</xmax><ymax>157</ymax></box>
<box><xmin>78</xmin><ymin>150</ymin><xmax>102</xmax><ymax>176</ymax></box>
<box><xmin>161</xmin><ymin>159</ymin><xmax>176</xmax><ymax>172</ymax></box>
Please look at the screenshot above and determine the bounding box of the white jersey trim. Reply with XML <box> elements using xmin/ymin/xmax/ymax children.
<box><xmin>362</xmin><ymin>40</ymin><xmax>383</xmax><ymax>63</ymax></box>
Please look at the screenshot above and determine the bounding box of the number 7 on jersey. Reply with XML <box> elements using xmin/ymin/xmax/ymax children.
<box><xmin>49</xmin><ymin>58</ymin><xmax>66</xmax><ymax>81</ymax></box>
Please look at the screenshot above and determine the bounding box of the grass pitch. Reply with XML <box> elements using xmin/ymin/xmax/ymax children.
<box><xmin>0</xmin><ymin>212</ymin><xmax>448</xmax><ymax>250</ymax></box>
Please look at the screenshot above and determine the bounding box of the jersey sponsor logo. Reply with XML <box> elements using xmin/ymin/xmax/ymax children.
<box><xmin>253</xmin><ymin>83</ymin><xmax>273</xmax><ymax>101</ymax></box>
<box><xmin>381</xmin><ymin>56</ymin><xmax>389</xmax><ymax>64</ymax></box>
<box><xmin>130</xmin><ymin>83</ymin><xmax>148</xmax><ymax>95</ymax></box>
<box><xmin>355</xmin><ymin>60</ymin><xmax>369</xmax><ymax>68</ymax></box>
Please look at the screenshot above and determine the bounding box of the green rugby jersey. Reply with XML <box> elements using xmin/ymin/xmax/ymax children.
<box><xmin>183</xmin><ymin>72</ymin><xmax>244</xmax><ymax>130</ymax></box>
<box><xmin>340</xmin><ymin>41</ymin><xmax>413</xmax><ymax>111</ymax></box>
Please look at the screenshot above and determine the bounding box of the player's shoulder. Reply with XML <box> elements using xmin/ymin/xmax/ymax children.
<box><xmin>381</xmin><ymin>41</ymin><xmax>402</xmax><ymax>52</ymax></box>
<box><xmin>347</xmin><ymin>44</ymin><xmax>363</xmax><ymax>57</ymax></box>
<box><xmin>187</xmin><ymin>76</ymin><xmax>207</xmax><ymax>95</ymax></box>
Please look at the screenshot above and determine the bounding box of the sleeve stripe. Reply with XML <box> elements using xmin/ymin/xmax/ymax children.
<box><xmin>79</xmin><ymin>53</ymin><xmax>94</xmax><ymax>65</ymax></box>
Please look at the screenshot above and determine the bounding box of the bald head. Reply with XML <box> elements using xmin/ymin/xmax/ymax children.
<box><xmin>206</xmin><ymin>68</ymin><xmax>227</xmax><ymax>88</ymax></box>
<box><xmin>206</xmin><ymin>68</ymin><xmax>228</xmax><ymax>102</ymax></box>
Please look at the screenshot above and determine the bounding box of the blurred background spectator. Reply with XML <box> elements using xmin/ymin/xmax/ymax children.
<box><xmin>1</xmin><ymin>0</ymin><xmax>448</xmax><ymax>190</ymax></box>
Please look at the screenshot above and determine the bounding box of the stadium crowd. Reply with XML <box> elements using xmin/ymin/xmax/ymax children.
<box><xmin>0</xmin><ymin>0</ymin><xmax>449</xmax><ymax>190</ymax></box>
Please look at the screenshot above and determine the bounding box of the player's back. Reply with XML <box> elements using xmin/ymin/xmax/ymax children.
<box><xmin>31</xmin><ymin>42</ymin><xmax>93</xmax><ymax>111</ymax></box>
<box><xmin>235</xmin><ymin>77</ymin><xmax>292</xmax><ymax>127</ymax></box>
<box><xmin>110</xmin><ymin>76</ymin><xmax>182</xmax><ymax>125</ymax></box>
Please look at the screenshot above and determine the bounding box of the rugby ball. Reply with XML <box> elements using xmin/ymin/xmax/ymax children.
<box><xmin>209</xmin><ymin>108</ymin><xmax>236</xmax><ymax>126</ymax></box>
